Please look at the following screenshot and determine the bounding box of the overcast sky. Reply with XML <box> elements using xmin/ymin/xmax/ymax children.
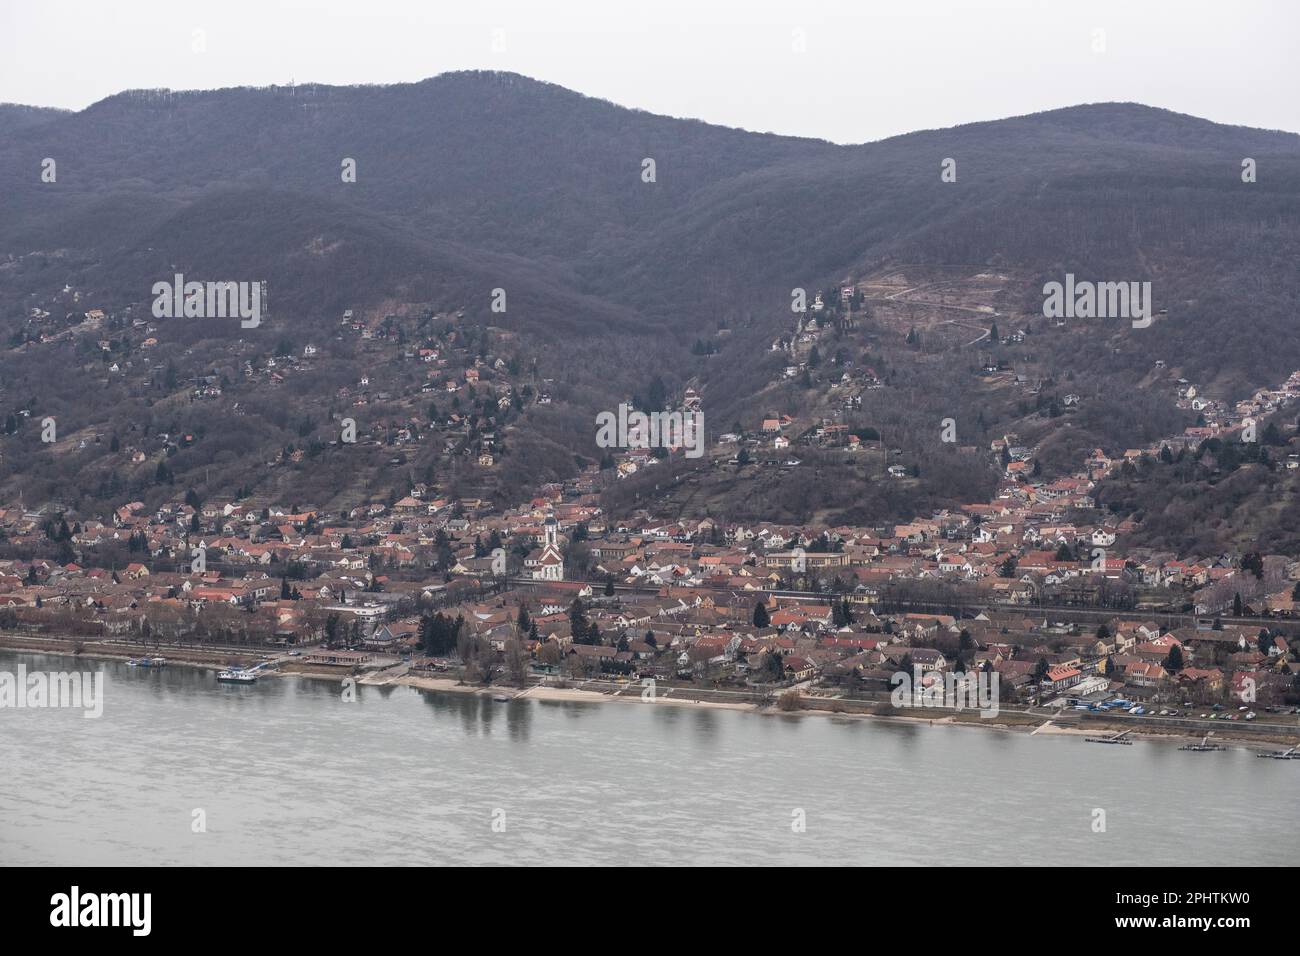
<box><xmin>2</xmin><ymin>0</ymin><xmax>1296</xmax><ymax>143</ymax></box>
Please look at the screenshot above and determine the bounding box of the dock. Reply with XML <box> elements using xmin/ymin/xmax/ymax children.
<box><xmin>1179</xmin><ymin>733</ymin><xmax>1227</xmax><ymax>752</ymax></box>
<box><xmin>1084</xmin><ymin>729</ymin><xmax>1134</xmax><ymax>745</ymax></box>
<box><xmin>1257</xmin><ymin>744</ymin><xmax>1299</xmax><ymax>760</ymax></box>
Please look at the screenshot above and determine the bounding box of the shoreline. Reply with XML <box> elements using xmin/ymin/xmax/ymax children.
<box><xmin>3</xmin><ymin>636</ymin><xmax>1296</xmax><ymax>749</ymax></box>
<box><xmin>392</xmin><ymin>672</ymin><xmax>761</xmax><ymax>711</ymax></box>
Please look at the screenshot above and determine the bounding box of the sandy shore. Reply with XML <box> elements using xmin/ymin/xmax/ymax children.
<box><xmin>394</xmin><ymin>673</ymin><xmax>760</xmax><ymax>710</ymax></box>
<box><xmin>1031</xmin><ymin>722</ymin><xmax>1096</xmax><ymax>736</ymax></box>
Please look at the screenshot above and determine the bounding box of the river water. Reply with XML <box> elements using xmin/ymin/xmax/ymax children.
<box><xmin>1</xmin><ymin>651</ymin><xmax>1295</xmax><ymax>866</ymax></box>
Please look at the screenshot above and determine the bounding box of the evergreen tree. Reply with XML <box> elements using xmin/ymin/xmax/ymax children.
<box><xmin>644</xmin><ymin>375</ymin><xmax>667</xmax><ymax>412</ymax></box>
<box><xmin>760</xmin><ymin>650</ymin><xmax>785</xmax><ymax>682</ymax></box>
<box><xmin>832</xmin><ymin>598</ymin><xmax>855</xmax><ymax>627</ymax></box>
<box><xmin>419</xmin><ymin>612</ymin><xmax>463</xmax><ymax>657</ymax></box>
<box><xmin>569</xmin><ymin>598</ymin><xmax>593</xmax><ymax>644</ymax></box>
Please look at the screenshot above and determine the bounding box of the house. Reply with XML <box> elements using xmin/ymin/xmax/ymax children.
<box><xmin>1176</xmin><ymin>667</ymin><xmax>1224</xmax><ymax>694</ymax></box>
<box><xmin>1043</xmin><ymin>665</ymin><xmax>1081</xmax><ymax>692</ymax></box>
<box><xmin>1124</xmin><ymin>661</ymin><xmax>1167</xmax><ymax>687</ymax></box>
<box><xmin>783</xmin><ymin>655</ymin><xmax>817</xmax><ymax>681</ymax></box>
<box><xmin>1133</xmin><ymin>634</ymin><xmax>1185</xmax><ymax>663</ymax></box>
<box><xmin>364</xmin><ymin>621</ymin><xmax>419</xmax><ymax>651</ymax></box>
<box><xmin>908</xmin><ymin>648</ymin><xmax>947</xmax><ymax>672</ymax></box>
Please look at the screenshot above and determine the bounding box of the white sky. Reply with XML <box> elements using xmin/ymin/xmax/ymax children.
<box><xmin>1</xmin><ymin>0</ymin><xmax>1296</xmax><ymax>143</ymax></box>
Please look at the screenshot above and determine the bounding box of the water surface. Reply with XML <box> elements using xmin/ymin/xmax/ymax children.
<box><xmin>1</xmin><ymin>651</ymin><xmax>1294</xmax><ymax>865</ymax></box>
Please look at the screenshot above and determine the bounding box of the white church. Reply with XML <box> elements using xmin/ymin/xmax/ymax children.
<box><xmin>524</xmin><ymin>514</ymin><xmax>565</xmax><ymax>581</ymax></box>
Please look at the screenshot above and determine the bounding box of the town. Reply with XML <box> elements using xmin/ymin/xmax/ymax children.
<box><xmin>3</xmin><ymin>353</ymin><xmax>1299</xmax><ymax>735</ymax></box>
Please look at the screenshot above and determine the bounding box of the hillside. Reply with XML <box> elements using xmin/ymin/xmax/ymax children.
<box><xmin>2</xmin><ymin>73</ymin><xmax>1299</xmax><ymax>527</ymax></box>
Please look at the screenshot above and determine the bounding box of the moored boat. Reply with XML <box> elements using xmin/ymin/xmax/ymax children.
<box><xmin>217</xmin><ymin>668</ymin><xmax>258</xmax><ymax>684</ymax></box>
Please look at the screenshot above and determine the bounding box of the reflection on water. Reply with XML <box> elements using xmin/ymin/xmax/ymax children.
<box><xmin>1</xmin><ymin>651</ymin><xmax>1296</xmax><ymax>866</ymax></box>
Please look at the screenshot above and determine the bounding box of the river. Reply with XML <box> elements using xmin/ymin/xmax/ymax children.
<box><xmin>1</xmin><ymin>651</ymin><xmax>1295</xmax><ymax>865</ymax></box>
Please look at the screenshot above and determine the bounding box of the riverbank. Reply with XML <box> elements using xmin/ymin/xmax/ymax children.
<box><xmin>4</xmin><ymin>634</ymin><xmax>1296</xmax><ymax>748</ymax></box>
<box><xmin>395</xmin><ymin>672</ymin><xmax>761</xmax><ymax>710</ymax></box>
<box><xmin>0</xmin><ymin>632</ymin><xmax>261</xmax><ymax>670</ymax></box>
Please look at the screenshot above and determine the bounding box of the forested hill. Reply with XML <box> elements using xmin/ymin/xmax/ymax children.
<box><xmin>2</xmin><ymin>72</ymin><xmax>1298</xmax><ymax>523</ymax></box>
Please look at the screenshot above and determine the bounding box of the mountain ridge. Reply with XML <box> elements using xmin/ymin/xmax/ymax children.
<box><xmin>22</xmin><ymin>71</ymin><xmax>1300</xmax><ymax>150</ymax></box>
<box><xmin>2</xmin><ymin>72</ymin><xmax>1298</xmax><ymax>530</ymax></box>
